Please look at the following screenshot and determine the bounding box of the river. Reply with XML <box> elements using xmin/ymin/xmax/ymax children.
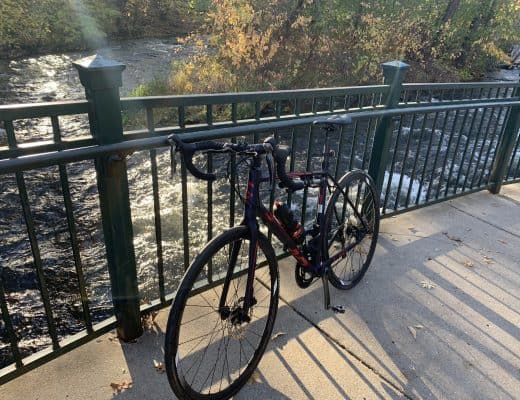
<box><xmin>0</xmin><ymin>38</ymin><xmax>518</xmax><ymax>368</ymax></box>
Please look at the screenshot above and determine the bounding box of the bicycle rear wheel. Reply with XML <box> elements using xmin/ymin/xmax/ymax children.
<box><xmin>165</xmin><ymin>226</ymin><xmax>279</xmax><ymax>400</ymax></box>
<box><xmin>324</xmin><ymin>170</ymin><xmax>379</xmax><ymax>290</ymax></box>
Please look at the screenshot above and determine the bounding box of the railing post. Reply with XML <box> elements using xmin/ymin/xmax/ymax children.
<box><xmin>488</xmin><ymin>87</ymin><xmax>520</xmax><ymax>194</ymax></box>
<box><xmin>73</xmin><ymin>55</ymin><xmax>143</xmax><ymax>341</ymax></box>
<box><xmin>368</xmin><ymin>61</ymin><xmax>409</xmax><ymax>194</ymax></box>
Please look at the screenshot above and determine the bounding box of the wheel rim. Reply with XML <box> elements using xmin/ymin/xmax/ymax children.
<box><xmin>327</xmin><ymin>174</ymin><xmax>377</xmax><ymax>286</ymax></box>
<box><xmin>173</xmin><ymin>236</ymin><xmax>276</xmax><ymax>397</ymax></box>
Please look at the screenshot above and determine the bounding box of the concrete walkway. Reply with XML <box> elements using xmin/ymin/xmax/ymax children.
<box><xmin>1</xmin><ymin>184</ymin><xmax>519</xmax><ymax>400</ymax></box>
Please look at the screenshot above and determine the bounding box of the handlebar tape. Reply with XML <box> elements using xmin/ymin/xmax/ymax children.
<box><xmin>169</xmin><ymin>135</ymin><xmax>223</xmax><ymax>181</ymax></box>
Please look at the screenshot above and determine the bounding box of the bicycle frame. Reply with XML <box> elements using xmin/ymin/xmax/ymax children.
<box><xmin>219</xmin><ymin>134</ymin><xmax>342</xmax><ymax>315</ymax></box>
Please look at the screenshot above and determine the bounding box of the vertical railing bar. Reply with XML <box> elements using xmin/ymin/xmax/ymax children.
<box><xmin>358</xmin><ymin>94</ymin><xmax>364</xmax><ymax>109</ymax></box>
<box><xmin>207</xmin><ymin>151</ymin><xmax>213</xmax><ymax>280</ymax></box>
<box><xmin>275</xmin><ymin>100</ymin><xmax>282</xmax><ymax>118</ymax></box>
<box><xmin>311</xmin><ymin>97</ymin><xmax>317</xmax><ymax>114</ymax></box>
<box><xmin>348</xmin><ymin>119</ymin><xmax>360</xmax><ymax>170</ymax></box>
<box><xmin>416</xmin><ymin>112</ymin><xmax>440</xmax><ymax>205</ymax></box>
<box><xmin>255</xmin><ymin>101</ymin><xmax>261</xmax><ymax>120</ymax></box>
<box><xmin>51</xmin><ymin>116</ymin><xmax>61</xmax><ymax>143</ymax></box>
<box><xmin>394</xmin><ymin>113</ymin><xmax>416</xmax><ymax>210</ymax></box>
<box><xmin>477</xmin><ymin>87</ymin><xmax>484</xmax><ymax>99</ymax></box>
<box><xmin>0</xmin><ymin>273</ymin><xmax>23</xmax><ymax>368</ymax></box>
<box><xmin>206</xmin><ymin>104</ymin><xmax>213</xmax><ymax>126</ymax></box>
<box><xmin>334</xmin><ymin>124</ymin><xmax>346</xmax><ymax>180</ymax></box>
<box><xmin>425</xmin><ymin>110</ymin><xmax>450</xmax><ymax>202</ymax></box>
<box><xmin>439</xmin><ymin>90</ymin><xmax>444</xmax><ymax>102</ymax></box>
<box><xmin>178</xmin><ymin>106</ymin><xmax>185</xmax><ymax>128</ymax></box>
<box><xmin>383</xmin><ymin>115</ymin><xmax>404</xmax><ymax>212</ymax></box>
<box><xmin>4</xmin><ymin>120</ymin><xmax>17</xmax><ymax>149</ymax></box>
<box><xmin>268</xmin><ymin>131</ymin><xmax>280</xmax><ymax>241</ymax></box>
<box><xmin>453</xmin><ymin>107</ymin><xmax>486</xmax><ymax>193</ymax></box>
<box><xmin>231</xmin><ymin>103</ymin><xmax>238</xmax><ymax>123</ymax></box>
<box><xmin>328</xmin><ymin>96</ymin><xmax>334</xmax><ymax>112</ymax></box>
<box><xmin>361</xmin><ymin>117</ymin><xmax>375</xmax><ymax>170</ymax></box>
<box><xmin>295</xmin><ymin>98</ymin><xmax>301</xmax><ymax>116</ymax></box>
<box><xmin>481</xmin><ymin>106</ymin><xmax>511</xmax><ymax>186</ymax></box>
<box><xmin>16</xmin><ymin>172</ymin><xmax>60</xmax><ymax>349</ymax></box>
<box><xmin>478</xmin><ymin>107</ymin><xmax>506</xmax><ymax>187</ymax></box>
<box><xmin>405</xmin><ymin>112</ymin><xmax>429</xmax><ymax>206</ymax></box>
<box><xmin>178</xmin><ymin>106</ymin><xmax>190</xmax><ymax>271</ymax></box>
<box><xmin>287</xmin><ymin>127</ymin><xmax>297</xmax><ymax>208</ymax></box>
<box><xmin>230</xmin><ymin>104</ymin><xmax>238</xmax><ymax>224</ymax></box>
<box><xmin>229</xmin><ymin>136</ymin><xmax>237</xmax><ymax>227</ymax></box>
<box><xmin>435</xmin><ymin>109</ymin><xmax>460</xmax><ymax>199</ymax></box>
<box><xmin>414</xmin><ymin>89</ymin><xmax>420</xmax><ymax>104</ymax></box>
<box><xmin>343</xmin><ymin>95</ymin><xmax>350</xmax><ymax>111</ymax></box>
<box><xmin>444</xmin><ymin>109</ymin><xmax>470</xmax><ymax>196</ymax></box>
<box><xmin>301</xmin><ymin>124</ymin><xmax>314</xmax><ymax>224</ymax></box>
<box><xmin>403</xmin><ymin>90</ymin><xmax>408</xmax><ymax>104</ymax></box>
<box><xmin>146</xmin><ymin>108</ymin><xmax>166</xmax><ymax>303</ymax></box>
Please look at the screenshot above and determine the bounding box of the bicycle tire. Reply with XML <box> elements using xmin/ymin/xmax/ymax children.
<box><xmin>165</xmin><ymin>226</ymin><xmax>279</xmax><ymax>400</ymax></box>
<box><xmin>323</xmin><ymin>170</ymin><xmax>380</xmax><ymax>290</ymax></box>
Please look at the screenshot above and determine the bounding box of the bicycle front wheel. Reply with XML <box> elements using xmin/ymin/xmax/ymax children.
<box><xmin>324</xmin><ymin>170</ymin><xmax>380</xmax><ymax>290</ymax></box>
<box><xmin>165</xmin><ymin>226</ymin><xmax>279</xmax><ymax>400</ymax></box>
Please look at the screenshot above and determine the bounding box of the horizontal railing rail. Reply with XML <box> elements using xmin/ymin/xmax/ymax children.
<box><xmin>0</xmin><ymin>57</ymin><xmax>519</xmax><ymax>384</ymax></box>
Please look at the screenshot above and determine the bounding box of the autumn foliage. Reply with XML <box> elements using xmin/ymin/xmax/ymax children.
<box><xmin>168</xmin><ymin>0</ymin><xmax>519</xmax><ymax>93</ymax></box>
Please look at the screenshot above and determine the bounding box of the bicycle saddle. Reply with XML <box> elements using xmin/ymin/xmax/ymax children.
<box><xmin>313</xmin><ymin>114</ymin><xmax>353</xmax><ymax>126</ymax></box>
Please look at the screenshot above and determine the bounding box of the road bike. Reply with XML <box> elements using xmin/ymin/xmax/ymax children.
<box><xmin>165</xmin><ymin>114</ymin><xmax>380</xmax><ymax>400</ymax></box>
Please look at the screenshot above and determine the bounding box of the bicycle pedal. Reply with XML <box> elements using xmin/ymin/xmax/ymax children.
<box><xmin>331</xmin><ymin>305</ymin><xmax>346</xmax><ymax>314</ymax></box>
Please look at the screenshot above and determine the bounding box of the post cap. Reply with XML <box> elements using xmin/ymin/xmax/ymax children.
<box><xmin>381</xmin><ymin>60</ymin><xmax>410</xmax><ymax>85</ymax></box>
<box><xmin>381</xmin><ymin>60</ymin><xmax>410</xmax><ymax>70</ymax></box>
<box><xmin>73</xmin><ymin>55</ymin><xmax>126</xmax><ymax>90</ymax></box>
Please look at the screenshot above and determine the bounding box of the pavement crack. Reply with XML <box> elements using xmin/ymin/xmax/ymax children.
<box><xmin>448</xmin><ymin>203</ymin><xmax>520</xmax><ymax>239</ymax></box>
<box><xmin>277</xmin><ymin>294</ymin><xmax>415</xmax><ymax>400</ymax></box>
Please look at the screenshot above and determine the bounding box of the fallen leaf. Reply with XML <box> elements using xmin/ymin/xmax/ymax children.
<box><xmin>108</xmin><ymin>335</ymin><xmax>119</xmax><ymax>343</ymax></box>
<box><xmin>497</xmin><ymin>239</ymin><xmax>507</xmax><ymax>245</ymax></box>
<box><xmin>153</xmin><ymin>359</ymin><xmax>165</xmax><ymax>373</ymax></box>
<box><xmin>483</xmin><ymin>256</ymin><xmax>494</xmax><ymax>264</ymax></box>
<box><xmin>414</xmin><ymin>325</ymin><xmax>424</xmax><ymax>330</ymax></box>
<box><xmin>420</xmin><ymin>281</ymin><xmax>435</xmax><ymax>289</ymax></box>
<box><xmin>271</xmin><ymin>331</ymin><xmax>286</xmax><ymax>341</ymax></box>
<box><xmin>464</xmin><ymin>260</ymin><xmax>475</xmax><ymax>268</ymax></box>
<box><xmin>248</xmin><ymin>371</ymin><xmax>262</xmax><ymax>384</ymax></box>
<box><xmin>110</xmin><ymin>380</ymin><xmax>133</xmax><ymax>394</ymax></box>
<box><xmin>408</xmin><ymin>326</ymin><xmax>417</xmax><ymax>340</ymax></box>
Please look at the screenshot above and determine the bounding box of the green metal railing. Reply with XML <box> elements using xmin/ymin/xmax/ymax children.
<box><xmin>0</xmin><ymin>56</ymin><xmax>519</xmax><ymax>383</ymax></box>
